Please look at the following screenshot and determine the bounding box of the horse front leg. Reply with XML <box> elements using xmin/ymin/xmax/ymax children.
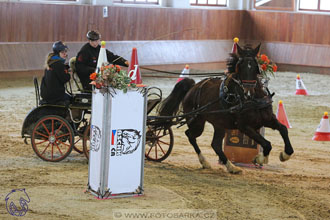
<box><xmin>185</xmin><ymin>117</ymin><xmax>211</xmax><ymax>169</ymax></box>
<box><xmin>264</xmin><ymin>115</ymin><xmax>294</xmax><ymax>162</ymax></box>
<box><xmin>238</xmin><ymin>125</ymin><xmax>272</xmax><ymax>166</ymax></box>
<box><xmin>212</xmin><ymin>128</ymin><xmax>242</xmax><ymax>174</ymax></box>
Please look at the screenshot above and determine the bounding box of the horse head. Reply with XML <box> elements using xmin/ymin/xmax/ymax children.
<box><xmin>236</xmin><ymin>43</ymin><xmax>261</xmax><ymax>96</ymax></box>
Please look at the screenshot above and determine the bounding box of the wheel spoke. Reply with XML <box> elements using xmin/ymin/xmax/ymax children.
<box><xmin>54</xmin><ymin>142</ymin><xmax>63</xmax><ymax>155</ymax></box>
<box><xmin>155</xmin><ymin>143</ymin><xmax>158</xmax><ymax>160</ymax></box>
<box><xmin>41</xmin><ymin>143</ymin><xmax>51</xmax><ymax>155</ymax></box>
<box><xmin>35</xmin><ymin>139</ymin><xmax>48</xmax><ymax>145</ymax></box>
<box><xmin>56</xmin><ymin>139</ymin><xmax>71</xmax><ymax>147</ymax></box>
<box><xmin>56</xmin><ymin>132</ymin><xmax>71</xmax><ymax>139</ymax></box>
<box><xmin>35</xmin><ymin>131</ymin><xmax>49</xmax><ymax>139</ymax></box>
<box><xmin>51</xmin><ymin>144</ymin><xmax>54</xmax><ymax>160</ymax></box>
<box><xmin>41</xmin><ymin>122</ymin><xmax>50</xmax><ymax>135</ymax></box>
<box><xmin>55</xmin><ymin>122</ymin><xmax>65</xmax><ymax>136</ymax></box>
<box><xmin>157</xmin><ymin>142</ymin><xmax>166</xmax><ymax>155</ymax></box>
<box><xmin>146</xmin><ymin>145</ymin><xmax>153</xmax><ymax>156</ymax></box>
<box><xmin>157</xmin><ymin>139</ymin><xmax>170</xmax><ymax>146</ymax></box>
<box><xmin>51</xmin><ymin>119</ymin><xmax>54</xmax><ymax>135</ymax></box>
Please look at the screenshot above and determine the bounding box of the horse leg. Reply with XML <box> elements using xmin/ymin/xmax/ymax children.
<box><xmin>264</xmin><ymin>116</ymin><xmax>294</xmax><ymax>162</ymax></box>
<box><xmin>185</xmin><ymin>117</ymin><xmax>211</xmax><ymax>169</ymax></box>
<box><xmin>211</xmin><ymin>128</ymin><xmax>242</xmax><ymax>174</ymax></box>
<box><xmin>238</xmin><ymin>125</ymin><xmax>272</xmax><ymax>166</ymax></box>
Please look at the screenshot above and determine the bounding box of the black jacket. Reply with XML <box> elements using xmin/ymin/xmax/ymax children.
<box><xmin>76</xmin><ymin>43</ymin><xmax>128</xmax><ymax>91</ymax></box>
<box><xmin>40</xmin><ymin>55</ymin><xmax>70</xmax><ymax>104</ymax></box>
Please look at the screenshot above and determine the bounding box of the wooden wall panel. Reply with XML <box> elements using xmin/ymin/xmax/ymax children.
<box><xmin>246</xmin><ymin>11</ymin><xmax>330</xmax><ymax>45</ymax></box>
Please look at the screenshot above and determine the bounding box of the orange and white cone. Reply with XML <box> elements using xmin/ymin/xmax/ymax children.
<box><xmin>176</xmin><ymin>64</ymin><xmax>190</xmax><ymax>83</ymax></box>
<box><xmin>128</xmin><ymin>47</ymin><xmax>142</xmax><ymax>84</ymax></box>
<box><xmin>231</xmin><ymin>37</ymin><xmax>239</xmax><ymax>54</ymax></box>
<box><xmin>96</xmin><ymin>41</ymin><xmax>108</xmax><ymax>72</ymax></box>
<box><xmin>312</xmin><ymin>112</ymin><xmax>330</xmax><ymax>141</ymax></box>
<box><xmin>276</xmin><ymin>100</ymin><xmax>292</xmax><ymax>128</ymax></box>
<box><xmin>295</xmin><ymin>74</ymin><xmax>308</xmax><ymax>95</ymax></box>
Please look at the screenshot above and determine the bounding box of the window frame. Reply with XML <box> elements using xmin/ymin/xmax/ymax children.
<box><xmin>190</xmin><ymin>0</ymin><xmax>227</xmax><ymax>7</ymax></box>
<box><xmin>254</xmin><ymin>0</ymin><xmax>295</xmax><ymax>11</ymax></box>
<box><xmin>298</xmin><ymin>0</ymin><xmax>330</xmax><ymax>12</ymax></box>
<box><xmin>113</xmin><ymin>0</ymin><xmax>159</xmax><ymax>4</ymax></box>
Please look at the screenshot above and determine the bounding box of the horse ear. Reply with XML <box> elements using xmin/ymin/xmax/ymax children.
<box><xmin>237</xmin><ymin>43</ymin><xmax>244</xmax><ymax>56</ymax></box>
<box><xmin>254</xmin><ymin>43</ymin><xmax>261</xmax><ymax>56</ymax></box>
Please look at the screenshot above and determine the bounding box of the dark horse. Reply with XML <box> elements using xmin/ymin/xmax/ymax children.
<box><xmin>158</xmin><ymin>44</ymin><xmax>294</xmax><ymax>174</ymax></box>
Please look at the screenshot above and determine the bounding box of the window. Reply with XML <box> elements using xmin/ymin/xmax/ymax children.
<box><xmin>114</xmin><ymin>0</ymin><xmax>158</xmax><ymax>4</ymax></box>
<box><xmin>190</xmin><ymin>0</ymin><xmax>227</xmax><ymax>7</ymax></box>
<box><xmin>254</xmin><ymin>0</ymin><xmax>295</xmax><ymax>11</ymax></box>
<box><xmin>299</xmin><ymin>0</ymin><xmax>330</xmax><ymax>12</ymax></box>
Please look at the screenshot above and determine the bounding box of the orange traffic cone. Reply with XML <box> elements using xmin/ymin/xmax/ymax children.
<box><xmin>312</xmin><ymin>112</ymin><xmax>330</xmax><ymax>141</ymax></box>
<box><xmin>231</xmin><ymin>37</ymin><xmax>239</xmax><ymax>54</ymax></box>
<box><xmin>128</xmin><ymin>47</ymin><xmax>142</xmax><ymax>84</ymax></box>
<box><xmin>176</xmin><ymin>64</ymin><xmax>190</xmax><ymax>83</ymax></box>
<box><xmin>295</xmin><ymin>74</ymin><xmax>308</xmax><ymax>95</ymax></box>
<box><xmin>276</xmin><ymin>100</ymin><xmax>292</xmax><ymax>128</ymax></box>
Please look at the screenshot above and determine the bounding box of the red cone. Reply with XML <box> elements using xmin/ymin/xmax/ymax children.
<box><xmin>231</xmin><ymin>37</ymin><xmax>239</xmax><ymax>54</ymax></box>
<box><xmin>276</xmin><ymin>100</ymin><xmax>292</xmax><ymax>128</ymax></box>
<box><xmin>176</xmin><ymin>64</ymin><xmax>189</xmax><ymax>83</ymax></box>
<box><xmin>312</xmin><ymin>112</ymin><xmax>330</xmax><ymax>141</ymax></box>
<box><xmin>295</xmin><ymin>74</ymin><xmax>308</xmax><ymax>95</ymax></box>
<box><xmin>128</xmin><ymin>48</ymin><xmax>142</xmax><ymax>84</ymax></box>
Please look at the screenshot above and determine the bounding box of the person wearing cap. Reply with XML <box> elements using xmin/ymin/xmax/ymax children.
<box><xmin>75</xmin><ymin>30</ymin><xmax>129</xmax><ymax>91</ymax></box>
<box><xmin>40</xmin><ymin>41</ymin><xmax>71</xmax><ymax>104</ymax></box>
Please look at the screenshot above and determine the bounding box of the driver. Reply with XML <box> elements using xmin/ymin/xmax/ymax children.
<box><xmin>75</xmin><ymin>30</ymin><xmax>129</xmax><ymax>92</ymax></box>
<box><xmin>40</xmin><ymin>41</ymin><xmax>71</xmax><ymax>105</ymax></box>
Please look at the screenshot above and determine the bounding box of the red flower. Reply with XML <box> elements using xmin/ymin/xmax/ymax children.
<box><xmin>261</xmin><ymin>64</ymin><xmax>267</xmax><ymax>71</ymax></box>
<box><xmin>115</xmin><ymin>65</ymin><xmax>121</xmax><ymax>72</ymax></box>
<box><xmin>272</xmin><ymin>65</ymin><xmax>278</xmax><ymax>72</ymax></box>
<box><xmin>261</xmin><ymin>54</ymin><xmax>268</xmax><ymax>62</ymax></box>
<box><xmin>90</xmin><ymin>72</ymin><xmax>97</xmax><ymax>81</ymax></box>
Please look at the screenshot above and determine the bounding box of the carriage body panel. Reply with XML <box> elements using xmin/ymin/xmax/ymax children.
<box><xmin>21</xmin><ymin>105</ymin><xmax>68</xmax><ymax>138</ymax></box>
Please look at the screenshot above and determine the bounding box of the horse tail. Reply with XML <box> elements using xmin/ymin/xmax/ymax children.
<box><xmin>158</xmin><ymin>78</ymin><xmax>195</xmax><ymax>116</ymax></box>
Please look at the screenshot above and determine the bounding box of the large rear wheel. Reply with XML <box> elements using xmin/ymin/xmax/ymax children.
<box><xmin>31</xmin><ymin>115</ymin><xmax>74</xmax><ymax>162</ymax></box>
<box><xmin>145</xmin><ymin>126</ymin><xmax>174</xmax><ymax>162</ymax></box>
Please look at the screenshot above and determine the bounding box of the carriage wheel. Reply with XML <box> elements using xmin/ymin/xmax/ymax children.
<box><xmin>82</xmin><ymin>124</ymin><xmax>90</xmax><ymax>160</ymax></box>
<box><xmin>31</xmin><ymin>115</ymin><xmax>74</xmax><ymax>162</ymax></box>
<box><xmin>145</xmin><ymin>126</ymin><xmax>174</xmax><ymax>162</ymax></box>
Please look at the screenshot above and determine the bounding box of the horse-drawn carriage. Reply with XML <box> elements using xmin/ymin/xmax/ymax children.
<box><xmin>21</xmin><ymin>72</ymin><xmax>173</xmax><ymax>162</ymax></box>
<box><xmin>22</xmin><ymin>44</ymin><xmax>294</xmax><ymax>174</ymax></box>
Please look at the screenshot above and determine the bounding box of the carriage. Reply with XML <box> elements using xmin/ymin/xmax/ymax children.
<box><xmin>21</xmin><ymin>74</ymin><xmax>174</xmax><ymax>162</ymax></box>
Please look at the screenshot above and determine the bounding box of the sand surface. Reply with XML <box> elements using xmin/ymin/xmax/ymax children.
<box><xmin>0</xmin><ymin>71</ymin><xmax>329</xmax><ymax>220</ymax></box>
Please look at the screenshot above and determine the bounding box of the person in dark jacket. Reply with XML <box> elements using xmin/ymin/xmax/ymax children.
<box><xmin>75</xmin><ymin>30</ymin><xmax>129</xmax><ymax>91</ymax></box>
<box><xmin>40</xmin><ymin>41</ymin><xmax>71</xmax><ymax>104</ymax></box>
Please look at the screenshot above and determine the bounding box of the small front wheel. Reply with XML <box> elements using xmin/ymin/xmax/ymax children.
<box><xmin>145</xmin><ymin>126</ymin><xmax>174</xmax><ymax>162</ymax></box>
<box><xmin>31</xmin><ymin>115</ymin><xmax>74</xmax><ymax>162</ymax></box>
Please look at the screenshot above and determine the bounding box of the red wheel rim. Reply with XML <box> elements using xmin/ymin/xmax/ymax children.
<box><xmin>145</xmin><ymin>126</ymin><xmax>173</xmax><ymax>162</ymax></box>
<box><xmin>31</xmin><ymin>116</ymin><xmax>73</xmax><ymax>162</ymax></box>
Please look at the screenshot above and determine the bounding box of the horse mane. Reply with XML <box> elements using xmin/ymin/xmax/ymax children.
<box><xmin>226</xmin><ymin>53</ymin><xmax>239</xmax><ymax>73</ymax></box>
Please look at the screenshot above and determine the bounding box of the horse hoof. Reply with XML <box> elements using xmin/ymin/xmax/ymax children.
<box><xmin>198</xmin><ymin>153</ymin><xmax>211</xmax><ymax>169</ymax></box>
<box><xmin>279</xmin><ymin>151</ymin><xmax>291</xmax><ymax>162</ymax></box>
<box><xmin>225</xmin><ymin>161</ymin><xmax>242</xmax><ymax>174</ymax></box>
<box><xmin>252</xmin><ymin>153</ymin><xmax>268</xmax><ymax>166</ymax></box>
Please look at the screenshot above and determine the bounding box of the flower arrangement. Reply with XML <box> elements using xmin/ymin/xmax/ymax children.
<box><xmin>257</xmin><ymin>54</ymin><xmax>277</xmax><ymax>78</ymax></box>
<box><xmin>89</xmin><ymin>63</ymin><xmax>136</xmax><ymax>93</ymax></box>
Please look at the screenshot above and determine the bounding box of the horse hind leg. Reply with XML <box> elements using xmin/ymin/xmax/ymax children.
<box><xmin>212</xmin><ymin>128</ymin><xmax>242</xmax><ymax>174</ymax></box>
<box><xmin>185</xmin><ymin>118</ymin><xmax>211</xmax><ymax>169</ymax></box>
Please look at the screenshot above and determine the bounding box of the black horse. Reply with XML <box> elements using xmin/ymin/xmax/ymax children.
<box><xmin>158</xmin><ymin>44</ymin><xmax>294</xmax><ymax>174</ymax></box>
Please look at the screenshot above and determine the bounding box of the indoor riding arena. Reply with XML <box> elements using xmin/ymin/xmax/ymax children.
<box><xmin>0</xmin><ymin>0</ymin><xmax>329</xmax><ymax>219</ymax></box>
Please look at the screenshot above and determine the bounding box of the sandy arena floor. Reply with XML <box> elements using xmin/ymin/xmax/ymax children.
<box><xmin>0</xmin><ymin>71</ymin><xmax>329</xmax><ymax>220</ymax></box>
